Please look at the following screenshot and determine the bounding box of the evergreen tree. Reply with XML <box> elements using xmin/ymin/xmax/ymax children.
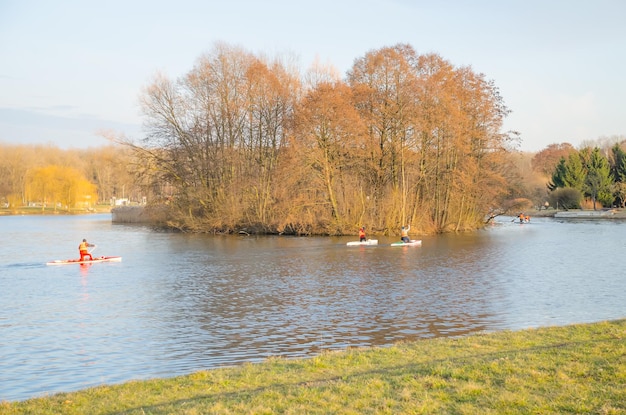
<box><xmin>610</xmin><ymin>144</ymin><xmax>626</xmax><ymax>183</ymax></box>
<box><xmin>584</xmin><ymin>147</ymin><xmax>613</xmax><ymax>209</ymax></box>
<box><xmin>547</xmin><ymin>157</ymin><xmax>567</xmax><ymax>191</ymax></box>
<box><xmin>563</xmin><ymin>152</ymin><xmax>585</xmax><ymax>190</ymax></box>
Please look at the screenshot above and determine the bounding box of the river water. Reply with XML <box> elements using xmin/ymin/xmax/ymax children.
<box><xmin>1</xmin><ymin>214</ymin><xmax>625</xmax><ymax>401</ymax></box>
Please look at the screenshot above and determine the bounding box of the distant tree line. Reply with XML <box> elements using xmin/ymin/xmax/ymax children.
<box><xmin>124</xmin><ymin>42</ymin><xmax>520</xmax><ymax>235</ymax></box>
<box><xmin>0</xmin><ymin>143</ymin><xmax>137</xmax><ymax>211</ymax></box>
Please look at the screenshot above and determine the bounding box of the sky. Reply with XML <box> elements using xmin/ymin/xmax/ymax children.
<box><xmin>1</xmin><ymin>0</ymin><xmax>625</xmax><ymax>152</ymax></box>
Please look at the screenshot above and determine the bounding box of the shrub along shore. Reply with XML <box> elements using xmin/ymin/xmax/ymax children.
<box><xmin>2</xmin><ymin>319</ymin><xmax>624</xmax><ymax>414</ymax></box>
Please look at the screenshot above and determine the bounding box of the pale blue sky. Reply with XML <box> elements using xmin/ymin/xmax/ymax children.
<box><xmin>1</xmin><ymin>0</ymin><xmax>625</xmax><ymax>152</ymax></box>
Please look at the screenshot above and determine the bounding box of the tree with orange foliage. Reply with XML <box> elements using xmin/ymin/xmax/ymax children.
<box><xmin>293</xmin><ymin>81</ymin><xmax>366</xmax><ymax>228</ymax></box>
<box><xmin>138</xmin><ymin>43</ymin><xmax>301</xmax><ymax>231</ymax></box>
<box><xmin>348</xmin><ymin>44</ymin><xmax>422</xmax><ymax>231</ymax></box>
<box><xmin>532</xmin><ymin>143</ymin><xmax>576</xmax><ymax>176</ymax></box>
<box><xmin>349</xmin><ymin>46</ymin><xmax>514</xmax><ymax>233</ymax></box>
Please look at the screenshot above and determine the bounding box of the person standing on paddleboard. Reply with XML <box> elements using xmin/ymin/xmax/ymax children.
<box><xmin>401</xmin><ymin>225</ymin><xmax>410</xmax><ymax>243</ymax></box>
<box><xmin>359</xmin><ymin>227</ymin><xmax>366</xmax><ymax>242</ymax></box>
<box><xmin>78</xmin><ymin>239</ymin><xmax>95</xmax><ymax>261</ymax></box>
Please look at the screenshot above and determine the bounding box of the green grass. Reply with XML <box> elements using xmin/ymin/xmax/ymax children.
<box><xmin>2</xmin><ymin>320</ymin><xmax>624</xmax><ymax>414</ymax></box>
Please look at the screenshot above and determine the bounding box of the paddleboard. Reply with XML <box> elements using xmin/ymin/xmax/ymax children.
<box><xmin>390</xmin><ymin>240</ymin><xmax>422</xmax><ymax>246</ymax></box>
<box><xmin>46</xmin><ymin>256</ymin><xmax>122</xmax><ymax>266</ymax></box>
<box><xmin>346</xmin><ymin>239</ymin><xmax>378</xmax><ymax>246</ymax></box>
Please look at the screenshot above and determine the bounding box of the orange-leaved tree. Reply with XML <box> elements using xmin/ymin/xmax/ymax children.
<box><xmin>292</xmin><ymin>80</ymin><xmax>367</xmax><ymax>231</ymax></box>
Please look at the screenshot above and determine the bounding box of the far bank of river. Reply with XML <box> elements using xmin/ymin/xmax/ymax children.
<box><xmin>523</xmin><ymin>207</ymin><xmax>626</xmax><ymax>218</ymax></box>
<box><xmin>0</xmin><ymin>206</ymin><xmax>112</xmax><ymax>216</ymax></box>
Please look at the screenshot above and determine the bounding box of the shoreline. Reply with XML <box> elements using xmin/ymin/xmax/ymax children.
<box><xmin>3</xmin><ymin>319</ymin><xmax>624</xmax><ymax>412</ymax></box>
<box><xmin>506</xmin><ymin>207</ymin><xmax>626</xmax><ymax>219</ymax></box>
<box><xmin>4</xmin><ymin>206</ymin><xmax>626</xmax><ymax>227</ymax></box>
<box><xmin>0</xmin><ymin>207</ymin><xmax>112</xmax><ymax>216</ymax></box>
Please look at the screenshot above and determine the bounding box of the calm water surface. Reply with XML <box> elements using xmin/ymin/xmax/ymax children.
<box><xmin>1</xmin><ymin>214</ymin><xmax>625</xmax><ymax>401</ymax></box>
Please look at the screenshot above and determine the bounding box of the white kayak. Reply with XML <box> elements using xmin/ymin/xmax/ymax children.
<box><xmin>46</xmin><ymin>256</ymin><xmax>122</xmax><ymax>265</ymax></box>
<box><xmin>346</xmin><ymin>239</ymin><xmax>379</xmax><ymax>246</ymax></box>
<box><xmin>390</xmin><ymin>240</ymin><xmax>422</xmax><ymax>247</ymax></box>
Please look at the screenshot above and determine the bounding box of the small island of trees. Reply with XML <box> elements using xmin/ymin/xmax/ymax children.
<box><xmin>125</xmin><ymin>43</ymin><xmax>517</xmax><ymax>235</ymax></box>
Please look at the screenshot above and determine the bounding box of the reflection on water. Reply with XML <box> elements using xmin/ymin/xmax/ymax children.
<box><xmin>1</xmin><ymin>214</ymin><xmax>625</xmax><ymax>401</ymax></box>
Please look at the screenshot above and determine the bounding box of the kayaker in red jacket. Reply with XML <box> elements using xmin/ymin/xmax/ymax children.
<box><xmin>78</xmin><ymin>239</ymin><xmax>95</xmax><ymax>261</ymax></box>
<box><xmin>359</xmin><ymin>227</ymin><xmax>366</xmax><ymax>242</ymax></box>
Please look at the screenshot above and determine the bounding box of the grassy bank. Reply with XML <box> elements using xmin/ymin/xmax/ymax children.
<box><xmin>2</xmin><ymin>320</ymin><xmax>624</xmax><ymax>414</ymax></box>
